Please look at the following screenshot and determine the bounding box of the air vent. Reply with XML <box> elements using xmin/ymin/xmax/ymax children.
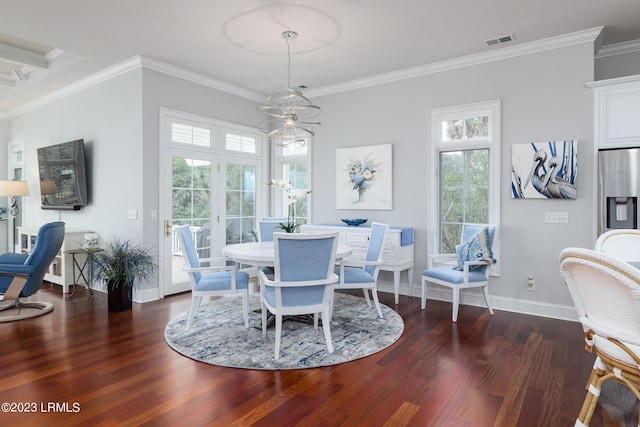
<box><xmin>484</xmin><ymin>34</ymin><xmax>515</xmax><ymax>47</ymax></box>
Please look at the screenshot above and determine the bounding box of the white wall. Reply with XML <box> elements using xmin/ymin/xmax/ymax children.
<box><xmin>9</xmin><ymin>70</ymin><xmax>144</xmax><ymax>238</ymax></box>
<box><xmin>311</xmin><ymin>42</ymin><xmax>595</xmax><ymax>319</ymax></box>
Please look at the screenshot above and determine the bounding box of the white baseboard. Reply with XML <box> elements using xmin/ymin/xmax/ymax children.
<box><xmin>377</xmin><ymin>280</ymin><xmax>579</xmax><ymax>322</ymax></box>
<box><xmin>124</xmin><ymin>279</ymin><xmax>578</xmax><ymax>322</ymax></box>
<box><xmin>88</xmin><ymin>286</ymin><xmax>160</xmax><ymax>304</ymax></box>
<box><xmin>134</xmin><ymin>287</ymin><xmax>160</xmax><ymax>304</ymax></box>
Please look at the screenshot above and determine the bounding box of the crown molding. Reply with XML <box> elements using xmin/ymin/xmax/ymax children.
<box><xmin>6</xmin><ymin>56</ymin><xmax>141</xmax><ymax>117</ymax></box>
<box><xmin>4</xmin><ymin>26</ymin><xmax>607</xmax><ymax>117</ymax></box>
<box><xmin>139</xmin><ymin>56</ymin><xmax>263</xmax><ymax>102</ymax></box>
<box><xmin>5</xmin><ymin>55</ymin><xmax>263</xmax><ymax>117</ymax></box>
<box><xmin>306</xmin><ymin>26</ymin><xmax>604</xmax><ymax>97</ymax></box>
<box><xmin>585</xmin><ymin>73</ymin><xmax>640</xmax><ymax>88</ymax></box>
<box><xmin>596</xmin><ymin>39</ymin><xmax>640</xmax><ymax>59</ymax></box>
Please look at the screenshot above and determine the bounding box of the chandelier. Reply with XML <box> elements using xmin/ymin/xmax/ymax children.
<box><xmin>257</xmin><ymin>31</ymin><xmax>320</xmax><ymax>147</ymax></box>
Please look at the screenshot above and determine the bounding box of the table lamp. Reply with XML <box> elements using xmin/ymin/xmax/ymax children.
<box><xmin>0</xmin><ymin>180</ymin><xmax>30</xmax><ymax>252</ymax></box>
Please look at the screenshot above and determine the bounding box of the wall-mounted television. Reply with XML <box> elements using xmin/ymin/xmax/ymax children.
<box><xmin>37</xmin><ymin>139</ymin><xmax>88</xmax><ymax>210</ymax></box>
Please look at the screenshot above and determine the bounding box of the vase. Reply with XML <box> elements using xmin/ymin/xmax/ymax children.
<box><xmin>108</xmin><ymin>281</ymin><xmax>132</xmax><ymax>312</ymax></box>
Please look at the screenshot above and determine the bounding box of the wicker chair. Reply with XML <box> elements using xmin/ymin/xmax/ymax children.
<box><xmin>559</xmin><ymin>247</ymin><xmax>640</xmax><ymax>426</ymax></box>
<box><xmin>595</xmin><ymin>229</ymin><xmax>640</xmax><ymax>262</ymax></box>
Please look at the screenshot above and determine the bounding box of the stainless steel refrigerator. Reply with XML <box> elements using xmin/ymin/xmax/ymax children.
<box><xmin>598</xmin><ymin>147</ymin><xmax>640</xmax><ymax>235</ymax></box>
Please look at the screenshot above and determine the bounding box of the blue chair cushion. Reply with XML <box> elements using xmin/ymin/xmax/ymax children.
<box><xmin>334</xmin><ymin>266</ymin><xmax>374</xmax><ymax>284</ymax></box>
<box><xmin>263</xmin><ymin>285</ymin><xmax>325</xmax><ymax>307</ymax></box>
<box><xmin>195</xmin><ymin>271</ymin><xmax>249</xmax><ymax>291</ymax></box>
<box><xmin>454</xmin><ymin>227</ymin><xmax>494</xmax><ymax>271</ymax></box>
<box><xmin>422</xmin><ymin>266</ymin><xmax>488</xmax><ymax>284</ymax></box>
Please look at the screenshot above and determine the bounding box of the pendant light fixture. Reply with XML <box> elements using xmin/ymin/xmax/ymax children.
<box><xmin>257</xmin><ymin>31</ymin><xmax>320</xmax><ymax>147</ymax></box>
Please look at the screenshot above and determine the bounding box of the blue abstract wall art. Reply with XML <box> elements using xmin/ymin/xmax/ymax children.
<box><xmin>511</xmin><ymin>140</ymin><xmax>577</xmax><ymax>199</ymax></box>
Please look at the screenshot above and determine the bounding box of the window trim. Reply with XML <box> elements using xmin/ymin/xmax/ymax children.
<box><xmin>428</xmin><ymin>100</ymin><xmax>501</xmax><ymax>275</ymax></box>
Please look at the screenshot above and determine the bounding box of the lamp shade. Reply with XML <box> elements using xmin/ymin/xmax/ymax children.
<box><xmin>0</xmin><ymin>180</ymin><xmax>30</xmax><ymax>197</ymax></box>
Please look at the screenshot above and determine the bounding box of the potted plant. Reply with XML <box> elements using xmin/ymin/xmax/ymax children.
<box><xmin>92</xmin><ymin>238</ymin><xmax>158</xmax><ymax>312</ymax></box>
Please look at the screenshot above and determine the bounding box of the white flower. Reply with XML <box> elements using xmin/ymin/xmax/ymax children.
<box><xmin>269</xmin><ymin>179</ymin><xmax>311</xmax><ymax>201</ymax></box>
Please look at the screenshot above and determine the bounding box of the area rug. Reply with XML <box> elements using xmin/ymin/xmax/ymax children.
<box><xmin>164</xmin><ymin>292</ymin><xmax>404</xmax><ymax>370</ymax></box>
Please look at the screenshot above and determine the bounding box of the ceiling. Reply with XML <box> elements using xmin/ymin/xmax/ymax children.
<box><xmin>1</xmin><ymin>0</ymin><xmax>640</xmax><ymax>117</ymax></box>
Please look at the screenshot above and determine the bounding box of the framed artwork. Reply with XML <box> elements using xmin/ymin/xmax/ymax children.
<box><xmin>511</xmin><ymin>140</ymin><xmax>577</xmax><ymax>199</ymax></box>
<box><xmin>336</xmin><ymin>144</ymin><xmax>392</xmax><ymax>210</ymax></box>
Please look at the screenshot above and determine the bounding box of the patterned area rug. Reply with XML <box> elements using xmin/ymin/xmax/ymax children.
<box><xmin>164</xmin><ymin>292</ymin><xmax>404</xmax><ymax>370</ymax></box>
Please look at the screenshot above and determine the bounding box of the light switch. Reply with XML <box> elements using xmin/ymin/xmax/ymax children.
<box><xmin>545</xmin><ymin>212</ymin><xmax>568</xmax><ymax>224</ymax></box>
<box><xmin>128</xmin><ymin>209</ymin><xmax>138</xmax><ymax>220</ymax></box>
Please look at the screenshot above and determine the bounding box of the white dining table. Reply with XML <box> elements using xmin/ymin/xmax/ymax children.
<box><xmin>222</xmin><ymin>241</ymin><xmax>353</xmax><ymax>267</ymax></box>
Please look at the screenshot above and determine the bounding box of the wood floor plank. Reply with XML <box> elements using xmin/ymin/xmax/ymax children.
<box><xmin>1</xmin><ymin>284</ymin><xmax>638</xmax><ymax>426</ymax></box>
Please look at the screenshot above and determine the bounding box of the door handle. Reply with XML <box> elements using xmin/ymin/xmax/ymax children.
<box><xmin>165</xmin><ymin>220</ymin><xmax>172</xmax><ymax>237</ymax></box>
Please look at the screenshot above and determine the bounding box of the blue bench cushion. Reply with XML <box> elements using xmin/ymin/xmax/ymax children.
<box><xmin>422</xmin><ymin>266</ymin><xmax>488</xmax><ymax>284</ymax></box>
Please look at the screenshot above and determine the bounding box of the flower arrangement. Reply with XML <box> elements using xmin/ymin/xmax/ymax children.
<box><xmin>268</xmin><ymin>179</ymin><xmax>312</xmax><ymax>233</ymax></box>
<box><xmin>346</xmin><ymin>154</ymin><xmax>380</xmax><ymax>202</ymax></box>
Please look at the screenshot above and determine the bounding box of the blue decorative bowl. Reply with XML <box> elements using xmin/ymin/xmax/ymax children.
<box><xmin>342</xmin><ymin>218</ymin><xmax>368</xmax><ymax>227</ymax></box>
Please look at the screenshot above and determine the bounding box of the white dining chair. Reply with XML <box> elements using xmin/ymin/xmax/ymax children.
<box><xmin>176</xmin><ymin>225</ymin><xmax>250</xmax><ymax>331</ymax></box>
<box><xmin>257</xmin><ymin>219</ymin><xmax>286</xmax><ymax>242</ymax></box>
<box><xmin>334</xmin><ymin>222</ymin><xmax>389</xmax><ymax>318</ymax></box>
<box><xmin>258</xmin><ymin>231</ymin><xmax>339</xmax><ymax>359</ymax></box>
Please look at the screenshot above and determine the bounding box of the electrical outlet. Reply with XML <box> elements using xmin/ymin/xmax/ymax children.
<box><xmin>527</xmin><ymin>277</ymin><xmax>535</xmax><ymax>291</ymax></box>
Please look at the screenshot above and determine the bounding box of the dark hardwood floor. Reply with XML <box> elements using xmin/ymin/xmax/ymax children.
<box><xmin>1</xmin><ymin>282</ymin><xmax>637</xmax><ymax>426</ymax></box>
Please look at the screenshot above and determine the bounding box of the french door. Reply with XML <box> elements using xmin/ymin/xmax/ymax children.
<box><xmin>162</xmin><ymin>148</ymin><xmax>218</xmax><ymax>296</ymax></box>
<box><xmin>158</xmin><ymin>109</ymin><xmax>264</xmax><ymax>297</ymax></box>
<box><xmin>160</xmin><ymin>150</ymin><xmax>261</xmax><ymax>296</ymax></box>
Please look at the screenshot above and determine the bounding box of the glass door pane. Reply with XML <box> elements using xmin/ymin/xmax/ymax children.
<box><xmin>164</xmin><ymin>153</ymin><xmax>216</xmax><ymax>296</ymax></box>
<box><xmin>225</xmin><ymin>162</ymin><xmax>256</xmax><ymax>245</ymax></box>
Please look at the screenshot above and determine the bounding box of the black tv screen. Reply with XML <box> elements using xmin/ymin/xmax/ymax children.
<box><xmin>37</xmin><ymin>139</ymin><xmax>88</xmax><ymax>210</ymax></box>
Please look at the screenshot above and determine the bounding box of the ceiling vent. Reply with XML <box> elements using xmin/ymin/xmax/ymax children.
<box><xmin>484</xmin><ymin>34</ymin><xmax>515</xmax><ymax>47</ymax></box>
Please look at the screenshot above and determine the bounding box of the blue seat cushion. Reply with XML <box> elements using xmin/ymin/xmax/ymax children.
<box><xmin>334</xmin><ymin>266</ymin><xmax>374</xmax><ymax>284</ymax></box>
<box><xmin>264</xmin><ymin>285</ymin><xmax>326</xmax><ymax>307</ymax></box>
<box><xmin>422</xmin><ymin>266</ymin><xmax>488</xmax><ymax>284</ymax></box>
<box><xmin>195</xmin><ymin>271</ymin><xmax>249</xmax><ymax>291</ymax></box>
<box><xmin>454</xmin><ymin>227</ymin><xmax>494</xmax><ymax>271</ymax></box>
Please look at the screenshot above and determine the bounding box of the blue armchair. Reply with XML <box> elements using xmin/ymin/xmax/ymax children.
<box><xmin>421</xmin><ymin>224</ymin><xmax>497</xmax><ymax>322</ymax></box>
<box><xmin>0</xmin><ymin>221</ymin><xmax>65</xmax><ymax>319</ymax></box>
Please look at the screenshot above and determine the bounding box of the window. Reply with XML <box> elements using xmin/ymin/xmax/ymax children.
<box><xmin>171</xmin><ymin>122</ymin><xmax>211</xmax><ymax>147</ymax></box>
<box><xmin>225</xmin><ymin>131</ymin><xmax>256</xmax><ymax>154</ymax></box>
<box><xmin>429</xmin><ymin>101</ymin><xmax>500</xmax><ymax>264</ymax></box>
<box><xmin>273</xmin><ymin>140</ymin><xmax>311</xmax><ymax>224</ymax></box>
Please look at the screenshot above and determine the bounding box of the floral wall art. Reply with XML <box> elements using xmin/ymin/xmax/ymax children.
<box><xmin>511</xmin><ymin>140</ymin><xmax>577</xmax><ymax>199</ymax></box>
<box><xmin>336</xmin><ymin>144</ymin><xmax>392</xmax><ymax>209</ymax></box>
